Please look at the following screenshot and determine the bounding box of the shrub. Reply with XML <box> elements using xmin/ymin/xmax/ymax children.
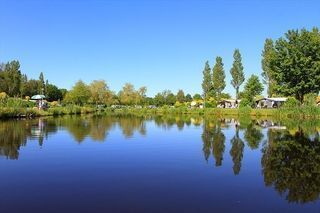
<box><xmin>282</xmin><ymin>97</ymin><xmax>300</xmax><ymax>108</ymax></box>
<box><xmin>0</xmin><ymin>92</ymin><xmax>8</xmax><ymax>99</ymax></box>
<box><xmin>239</xmin><ymin>98</ymin><xmax>252</xmax><ymax>108</ymax></box>
<box><xmin>303</xmin><ymin>93</ymin><xmax>317</xmax><ymax>107</ymax></box>
<box><xmin>174</xmin><ymin>101</ymin><xmax>183</xmax><ymax>108</ymax></box>
<box><xmin>50</xmin><ymin>101</ymin><xmax>59</xmax><ymax>107</ymax></box>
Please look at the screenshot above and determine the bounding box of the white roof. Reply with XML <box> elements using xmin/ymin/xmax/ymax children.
<box><xmin>267</xmin><ymin>97</ymin><xmax>287</xmax><ymax>101</ymax></box>
<box><xmin>257</xmin><ymin>97</ymin><xmax>287</xmax><ymax>102</ymax></box>
<box><xmin>220</xmin><ymin>99</ymin><xmax>240</xmax><ymax>103</ymax></box>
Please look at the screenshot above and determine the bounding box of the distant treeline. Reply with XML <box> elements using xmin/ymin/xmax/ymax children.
<box><xmin>1</xmin><ymin>27</ymin><xmax>319</xmax><ymax>107</ymax></box>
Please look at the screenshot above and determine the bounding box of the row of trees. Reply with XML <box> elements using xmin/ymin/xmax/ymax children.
<box><xmin>201</xmin><ymin>49</ymin><xmax>263</xmax><ymax>107</ymax></box>
<box><xmin>64</xmin><ymin>80</ymin><xmax>204</xmax><ymax>106</ymax></box>
<box><xmin>0</xmin><ymin>61</ymin><xmax>205</xmax><ymax>106</ymax></box>
<box><xmin>0</xmin><ymin>61</ymin><xmax>66</xmax><ymax>101</ymax></box>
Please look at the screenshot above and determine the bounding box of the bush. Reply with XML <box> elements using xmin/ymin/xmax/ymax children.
<box><xmin>50</xmin><ymin>101</ymin><xmax>59</xmax><ymax>107</ymax></box>
<box><xmin>239</xmin><ymin>98</ymin><xmax>252</xmax><ymax>108</ymax></box>
<box><xmin>206</xmin><ymin>98</ymin><xmax>217</xmax><ymax>108</ymax></box>
<box><xmin>174</xmin><ymin>101</ymin><xmax>183</xmax><ymax>108</ymax></box>
<box><xmin>0</xmin><ymin>98</ymin><xmax>36</xmax><ymax>108</ymax></box>
<box><xmin>0</xmin><ymin>92</ymin><xmax>8</xmax><ymax>99</ymax></box>
<box><xmin>303</xmin><ymin>93</ymin><xmax>317</xmax><ymax>107</ymax></box>
<box><xmin>282</xmin><ymin>97</ymin><xmax>300</xmax><ymax>108</ymax></box>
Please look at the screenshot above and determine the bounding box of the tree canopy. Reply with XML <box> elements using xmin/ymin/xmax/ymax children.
<box><xmin>230</xmin><ymin>49</ymin><xmax>245</xmax><ymax>99</ymax></box>
<box><xmin>65</xmin><ymin>80</ymin><xmax>91</xmax><ymax>105</ymax></box>
<box><xmin>212</xmin><ymin>56</ymin><xmax>226</xmax><ymax>100</ymax></box>
<box><xmin>202</xmin><ymin>61</ymin><xmax>212</xmax><ymax>100</ymax></box>
<box><xmin>242</xmin><ymin>75</ymin><xmax>264</xmax><ymax>106</ymax></box>
<box><xmin>268</xmin><ymin>27</ymin><xmax>320</xmax><ymax>102</ymax></box>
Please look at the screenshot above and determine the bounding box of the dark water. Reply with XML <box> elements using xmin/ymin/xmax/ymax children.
<box><xmin>0</xmin><ymin>115</ymin><xmax>320</xmax><ymax>213</ymax></box>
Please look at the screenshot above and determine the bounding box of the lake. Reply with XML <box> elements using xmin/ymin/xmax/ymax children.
<box><xmin>0</xmin><ymin>115</ymin><xmax>319</xmax><ymax>213</ymax></box>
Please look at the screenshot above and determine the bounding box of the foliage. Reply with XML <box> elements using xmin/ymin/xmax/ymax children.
<box><xmin>303</xmin><ymin>93</ymin><xmax>317</xmax><ymax>107</ymax></box>
<box><xmin>0</xmin><ymin>92</ymin><xmax>8</xmax><ymax>100</ymax></box>
<box><xmin>269</xmin><ymin>27</ymin><xmax>320</xmax><ymax>102</ymax></box>
<box><xmin>202</xmin><ymin>61</ymin><xmax>213</xmax><ymax>100</ymax></box>
<box><xmin>21</xmin><ymin>79</ymin><xmax>40</xmax><ymax>97</ymax></box>
<box><xmin>118</xmin><ymin>83</ymin><xmax>146</xmax><ymax>105</ymax></box>
<box><xmin>38</xmin><ymin>72</ymin><xmax>45</xmax><ymax>95</ymax></box>
<box><xmin>64</xmin><ymin>80</ymin><xmax>91</xmax><ymax>105</ymax></box>
<box><xmin>239</xmin><ymin>98</ymin><xmax>252</xmax><ymax>108</ymax></box>
<box><xmin>193</xmin><ymin>93</ymin><xmax>202</xmax><ymax>100</ymax></box>
<box><xmin>212</xmin><ymin>56</ymin><xmax>226</xmax><ymax>100</ymax></box>
<box><xmin>242</xmin><ymin>75</ymin><xmax>264</xmax><ymax>106</ymax></box>
<box><xmin>46</xmin><ymin>84</ymin><xmax>63</xmax><ymax>102</ymax></box>
<box><xmin>89</xmin><ymin>80</ymin><xmax>114</xmax><ymax>105</ymax></box>
<box><xmin>138</xmin><ymin>86</ymin><xmax>147</xmax><ymax>105</ymax></box>
<box><xmin>50</xmin><ymin>101</ymin><xmax>59</xmax><ymax>107</ymax></box>
<box><xmin>185</xmin><ymin>94</ymin><xmax>192</xmax><ymax>102</ymax></box>
<box><xmin>0</xmin><ymin>60</ymin><xmax>21</xmax><ymax>97</ymax></box>
<box><xmin>230</xmin><ymin>49</ymin><xmax>245</xmax><ymax>99</ymax></box>
<box><xmin>220</xmin><ymin>92</ymin><xmax>231</xmax><ymax>99</ymax></box>
<box><xmin>154</xmin><ymin>92</ymin><xmax>165</xmax><ymax>106</ymax></box>
<box><xmin>154</xmin><ymin>90</ymin><xmax>176</xmax><ymax>106</ymax></box>
<box><xmin>176</xmin><ymin>89</ymin><xmax>185</xmax><ymax>103</ymax></box>
<box><xmin>261</xmin><ymin>39</ymin><xmax>276</xmax><ymax>97</ymax></box>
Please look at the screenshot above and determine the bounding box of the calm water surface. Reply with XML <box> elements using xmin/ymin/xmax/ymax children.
<box><xmin>0</xmin><ymin>115</ymin><xmax>319</xmax><ymax>213</ymax></box>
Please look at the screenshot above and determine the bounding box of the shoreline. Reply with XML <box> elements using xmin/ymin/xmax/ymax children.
<box><xmin>1</xmin><ymin>106</ymin><xmax>320</xmax><ymax>120</ymax></box>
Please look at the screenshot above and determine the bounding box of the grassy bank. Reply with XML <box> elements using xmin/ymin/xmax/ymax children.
<box><xmin>1</xmin><ymin>105</ymin><xmax>320</xmax><ymax>119</ymax></box>
<box><xmin>0</xmin><ymin>106</ymin><xmax>99</xmax><ymax>119</ymax></box>
<box><xmin>107</xmin><ymin>106</ymin><xmax>320</xmax><ymax>119</ymax></box>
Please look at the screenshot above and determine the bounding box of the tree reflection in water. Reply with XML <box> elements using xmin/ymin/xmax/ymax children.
<box><xmin>244</xmin><ymin>121</ymin><xmax>263</xmax><ymax>149</ymax></box>
<box><xmin>230</xmin><ymin>126</ymin><xmax>244</xmax><ymax>175</ymax></box>
<box><xmin>1</xmin><ymin>115</ymin><xmax>320</xmax><ymax>204</ymax></box>
<box><xmin>262</xmin><ymin>128</ymin><xmax>320</xmax><ymax>203</ymax></box>
<box><xmin>0</xmin><ymin>118</ymin><xmax>58</xmax><ymax>159</ymax></box>
<box><xmin>201</xmin><ymin>119</ymin><xmax>226</xmax><ymax>166</ymax></box>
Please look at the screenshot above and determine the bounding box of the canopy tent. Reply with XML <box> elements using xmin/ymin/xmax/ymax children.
<box><xmin>31</xmin><ymin>95</ymin><xmax>46</xmax><ymax>100</ymax></box>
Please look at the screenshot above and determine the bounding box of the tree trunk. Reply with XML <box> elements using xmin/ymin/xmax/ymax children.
<box><xmin>236</xmin><ymin>87</ymin><xmax>239</xmax><ymax>100</ymax></box>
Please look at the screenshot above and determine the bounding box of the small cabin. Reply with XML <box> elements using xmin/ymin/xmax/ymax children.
<box><xmin>217</xmin><ymin>99</ymin><xmax>241</xmax><ymax>108</ymax></box>
<box><xmin>255</xmin><ymin>97</ymin><xmax>287</xmax><ymax>108</ymax></box>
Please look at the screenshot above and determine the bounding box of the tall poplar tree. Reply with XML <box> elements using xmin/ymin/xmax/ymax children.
<box><xmin>261</xmin><ymin>39</ymin><xmax>275</xmax><ymax>97</ymax></box>
<box><xmin>230</xmin><ymin>49</ymin><xmax>245</xmax><ymax>99</ymax></box>
<box><xmin>212</xmin><ymin>57</ymin><xmax>226</xmax><ymax>100</ymax></box>
<box><xmin>38</xmin><ymin>72</ymin><xmax>45</xmax><ymax>95</ymax></box>
<box><xmin>201</xmin><ymin>61</ymin><xmax>212</xmax><ymax>107</ymax></box>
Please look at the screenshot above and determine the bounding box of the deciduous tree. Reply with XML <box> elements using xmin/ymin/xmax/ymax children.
<box><xmin>269</xmin><ymin>28</ymin><xmax>320</xmax><ymax>102</ymax></box>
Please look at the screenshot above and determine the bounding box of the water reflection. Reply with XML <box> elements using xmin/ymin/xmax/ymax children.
<box><xmin>262</xmin><ymin>128</ymin><xmax>320</xmax><ymax>203</ymax></box>
<box><xmin>1</xmin><ymin>115</ymin><xmax>320</xmax><ymax>204</ymax></box>
<box><xmin>230</xmin><ymin>126</ymin><xmax>244</xmax><ymax>175</ymax></box>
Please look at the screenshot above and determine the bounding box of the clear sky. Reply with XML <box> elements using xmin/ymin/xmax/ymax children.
<box><xmin>1</xmin><ymin>0</ymin><xmax>320</xmax><ymax>97</ymax></box>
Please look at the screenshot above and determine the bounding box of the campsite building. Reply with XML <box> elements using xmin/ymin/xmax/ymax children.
<box><xmin>255</xmin><ymin>97</ymin><xmax>287</xmax><ymax>108</ymax></box>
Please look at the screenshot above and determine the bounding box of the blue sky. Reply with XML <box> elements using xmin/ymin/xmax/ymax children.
<box><xmin>1</xmin><ymin>0</ymin><xmax>319</xmax><ymax>97</ymax></box>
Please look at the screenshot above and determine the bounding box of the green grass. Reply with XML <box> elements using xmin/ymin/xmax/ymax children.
<box><xmin>1</xmin><ymin>105</ymin><xmax>320</xmax><ymax>120</ymax></box>
<box><xmin>0</xmin><ymin>105</ymin><xmax>99</xmax><ymax>119</ymax></box>
<box><xmin>106</xmin><ymin>106</ymin><xmax>320</xmax><ymax>119</ymax></box>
